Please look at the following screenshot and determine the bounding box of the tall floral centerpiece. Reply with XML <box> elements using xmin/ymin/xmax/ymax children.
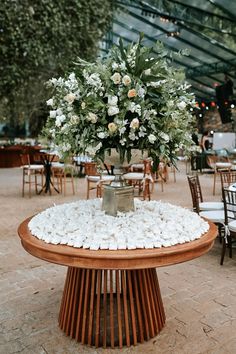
<box><xmin>43</xmin><ymin>35</ymin><xmax>195</xmax><ymax>214</ymax></box>
<box><xmin>44</xmin><ymin>35</ymin><xmax>195</xmax><ymax>167</ymax></box>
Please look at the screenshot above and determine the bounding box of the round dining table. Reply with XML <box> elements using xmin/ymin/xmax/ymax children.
<box><xmin>18</xmin><ymin>217</ymin><xmax>217</xmax><ymax>348</ymax></box>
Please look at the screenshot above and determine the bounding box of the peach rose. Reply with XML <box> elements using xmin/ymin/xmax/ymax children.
<box><xmin>127</xmin><ymin>89</ymin><xmax>137</xmax><ymax>98</ymax></box>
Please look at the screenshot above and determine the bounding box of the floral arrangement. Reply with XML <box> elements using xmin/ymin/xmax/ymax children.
<box><xmin>44</xmin><ymin>35</ymin><xmax>195</xmax><ymax>168</ymax></box>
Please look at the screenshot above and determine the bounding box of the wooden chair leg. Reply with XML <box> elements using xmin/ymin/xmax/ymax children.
<box><xmin>63</xmin><ymin>174</ymin><xmax>66</xmax><ymax>196</ymax></box>
<box><xmin>29</xmin><ymin>172</ymin><xmax>32</xmax><ymax>198</ymax></box>
<box><xmin>71</xmin><ymin>173</ymin><xmax>75</xmax><ymax>195</ymax></box>
<box><xmin>22</xmin><ymin>171</ymin><xmax>25</xmax><ymax>197</ymax></box>
<box><xmin>87</xmin><ymin>181</ymin><xmax>90</xmax><ymax>199</ymax></box>
<box><xmin>35</xmin><ymin>173</ymin><xmax>38</xmax><ymax>194</ymax></box>
<box><xmin>41</xmin><ymin>170</ymin><xmax>44</xmax><ymax>188</ymax></box>
<box><xmin>213</xmin><ymin>170</ymin><xmax>216</xmax><ymax>195</ymax></box>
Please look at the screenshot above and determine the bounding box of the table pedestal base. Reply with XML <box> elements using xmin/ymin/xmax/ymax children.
<box><xmin>58</xmin><ymin>267</ymin><xmax>165</xmax><ymax>348</ymax></box>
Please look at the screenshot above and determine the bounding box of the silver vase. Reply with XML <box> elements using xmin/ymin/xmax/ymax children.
<box><xmin>102</xmin><ymin>165</ymin><xmax>134</xmax><ymax>217</ymax></box>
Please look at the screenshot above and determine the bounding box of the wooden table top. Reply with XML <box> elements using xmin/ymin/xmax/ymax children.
<box><xmin>18</xmin><ymin>217</ymin><xmax>217</xmax><ymax>270</ymax></box>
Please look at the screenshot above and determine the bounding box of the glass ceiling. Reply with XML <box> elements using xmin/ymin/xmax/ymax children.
<box><xmin>101</xmin><ymin>0</ymin><xmax>236</xmax><ymax>103</ymax></box>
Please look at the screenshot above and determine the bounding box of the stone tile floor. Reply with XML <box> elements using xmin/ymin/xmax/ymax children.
<box><xmin>0</xmin><ymin>163</ymin><xmax>236</xmax><ymax>354</ymax></box>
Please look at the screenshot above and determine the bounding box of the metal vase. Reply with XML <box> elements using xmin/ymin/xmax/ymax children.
<box><xmin>102</xmin><ymin>166</ymin><xmax>134</xmax><ymax>216</ymax></box>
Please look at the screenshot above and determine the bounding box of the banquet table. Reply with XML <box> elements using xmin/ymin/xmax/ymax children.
<box><xmin>18</xmin><ymin>215</ymin><xmax>217</xmax><ymax>348</ymax></box>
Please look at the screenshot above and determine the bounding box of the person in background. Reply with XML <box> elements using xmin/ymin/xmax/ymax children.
<box><xmin>200</xmin><ymin>131</ymin><xmax>210</xmax><ymax>151</ymax></box>
<box><xmin>191</xmin><ymin>130</ymin><xmax>199</xmax><ymax>146</ymax></box>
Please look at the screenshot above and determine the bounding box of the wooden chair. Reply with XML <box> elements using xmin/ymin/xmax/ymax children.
<box><xmin>207</xmin><ymin>155</ymin><xmax>232</xmax><ymax>195</ymax></box>
<box><xmin>84</xmin><ymin>162</ymin><xmax>101</xmax><ymax>199</ymax></box>
<box><xmin>221</xmin><ymin>188</ymin><xmax>236</xmax><ymax>265</ymax></box>
<box><xmin>220</xmin><ymin>171</ymin><xmax>236</xmax><ymax>197</ymax></box>
<box><xmin>187</xmin><ymin>175</ymin><xmax>224</xmax><ymax>242</ymax></box>
<box><xmin>20</xmin><ymin>154</ymin><xmax>44</xmax><ymax>197</ymax></box>
<box><xmin>52</xmin><ymin>162</ymin><xmax>75</xmax><ymax>196</ymax></box>
<box><xmin>124</xmin><ymin>159</ymin><xmax>153</xmax><ymax>200</ymax></box>
<box><xmin>187</xmin><ymin>175</ymin><xmax>223</xmax><ymax>213</ymax></box>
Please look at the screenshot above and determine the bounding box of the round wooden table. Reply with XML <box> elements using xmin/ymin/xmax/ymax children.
<box><xmin>18</xmin><ymin>217</ymin><xmax>217</xmax><ymax>348</ymax></box>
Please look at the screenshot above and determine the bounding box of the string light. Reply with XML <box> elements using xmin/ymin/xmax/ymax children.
<box><xmin>160</xmin><ymin>16</ymin><xmax>169</xmax><ymax>23</ymax></box>
<box><xmin>166</xmin><ymin>31</ymin><xmax>180</xmax><ymax>37</ymax></box>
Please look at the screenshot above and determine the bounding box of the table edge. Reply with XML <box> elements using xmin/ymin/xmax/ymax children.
<box><xmin>18</xmin><ymin>216</ymin><xmax>218</xmax><ymax>269</ymax></box>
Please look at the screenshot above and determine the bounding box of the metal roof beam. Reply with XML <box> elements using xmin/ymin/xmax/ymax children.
<box><xmin>120</xmin><ymin>6</ymin><xmax>236</xmax><ymax>71</ymax></box>
<box><xmin>139</xmin><ymin>0</ymin><xmax>236</xmax><ymax>56</ymax></box>
<box><xmin>133</xmin><ymin>0</ymin><xmax>236</xmax><ymax>38</ymax></box>
<box><xmin>186</xmin><ymin>59</ymin><xmax>236</xmax><ymax>78</ymax></box>
<box><xmin>162</xmin><ymin>0</ymin><xmax>234</xmax><ymax>22</ymax></box>
<box><xmin>113</xmin><ymin>16</ymin><xmax>224</xmax><ymax>84</ymax></box>
<box><xmin>206</xmin><ymin>0</ymin><xmax>236</xmax><ymax>21</ymax></box>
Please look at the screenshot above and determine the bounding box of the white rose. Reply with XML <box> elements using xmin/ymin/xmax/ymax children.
<box><xmin>108</xmin><ymin>95</ymin><xmax>118</xmax><ymax>106</ymax></box>
<box><xmin>56</xmin><ymin>108</ymin><xmax>63</xmax><ymax>116</ymax></box>
<box><xmin>112</xmin><ymin>62</ymin><xmax>119</xmax><ymax>70</ymax></box>
<box><xmin>46</xmin><ymin>98</ymin><xmax>54</xmax><ymax>106</ymax></box>
<box><xmin>81</xmin><ymin>102</ymin><xmax>86</xmax><ymax>109</ymax></box>
<box><xmin>55</xmin><ymin>115</ymin><xmax>66</xmax><ymax>127</ymax></box>
<box><xmin>70</xmin><ymin>115</ymin><xmax>79</xmax><ymax>124</ymax></box>
<box><xmin>97</xmin><ymin>132</ymin><xmax>106</xmax><ymax>139</ymax></box>
<box><xmin>87</xmin><ymin>112</ymin><xmax>98</xmax><ymax>123</ymax></box>
<box><xmin>137</xmin><ymin>87</ymin><xmax>145</xmax><ymax>98</ymax></box>
<box><xmin>64</xmin><ymin>93</ymin><xmax>76</xmax><ymax>104</ymax></box>
<box><xmin>160</xmin><ymin>132</ymin><xmax>169</xmax><ymax>142</ymax></box>
<box><xmin>177</xmin><ymin>101</ymin><xmax>187</xmax><ymax>110</ymax></box>
<box><xmin>69</xmin><ymin>72</ymin><xmax>76</xmax><ymax>80</ymax></box>
<box><xmin>148</xmin><ymin>134</ymin><xmax>157</xmax><ymax>144</ymax></box>
<box><xmin>49</xmin><ymin>110</ymin><xmax>57</xmax><ymax>118</ymax></box>
<box><xmin>110</xmin><ymin>72</ymin><xmax>121</xmax><ymax>84</ymax></box>
<box><xmin>108</xmin><ymin>106</ymin><xmax>119</xmax><ymax>116</ymax></box>
<box><xmin>122</xmin><ymin>75</ymin><xmax>131</xmax><ymax>86</ymax></box>
<box><xmin>108</xmin><ymin>122</ymin><xmax>118</xmax><ymax>133</ymax></box>
<box><xmin>50</xmin><ymin>78</ymin><xmax>57</xmax><ymax>86</ymax></box>
<box><xmin>119</xmin><ymin>62</ymin><xmax>126</xmax><ymax>70</ymax></box>
<box><xmin>130</xmin><ymin>118</ymin><xmax>140</xmax><ymax>129</ymax></box>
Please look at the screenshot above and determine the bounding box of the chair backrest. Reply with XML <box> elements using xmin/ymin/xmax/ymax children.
<box><xmin>20</xmin><ymin>154</ymin><xmax>30</xmax><ymax>166</ymax></box>
<box><xmin>220</xmin><ymin>171</ymin><xmax>236</xmax><ymax>190</ymax></box>
<box><xmin>207</xmin><ymin>154</ymin><xmax>230</xmax><ymax>170</ymax></box>
<box><xmin>84</xmin><ymin>162</ymin><xmax>100</xmax><ymax>176</ymax></box>
<box><xmin>222</xmin><ymin>188</ymin><xmax>236</xmax><ymax>225</ymax></box>
<box><xmin>187</xmin><ymin>175</ymin><xmax>203</xmax><ymax>213</ymax></box>
<box><xmin>143</xmin><ymin>159</ymin><xmax>152</xmax><ymax>174</ymax></box>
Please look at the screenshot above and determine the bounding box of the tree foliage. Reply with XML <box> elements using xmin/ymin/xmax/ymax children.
<box><xmin>0</xmin><ymin>0</ymin><xmax>114</xmax><ymax>136</ymax></box>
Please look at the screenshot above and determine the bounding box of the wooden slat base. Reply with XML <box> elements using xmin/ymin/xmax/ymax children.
<box><xmin>58</xmin><ymin>267</ymin><xmax>166</xmax><ymax>348</ymax></box>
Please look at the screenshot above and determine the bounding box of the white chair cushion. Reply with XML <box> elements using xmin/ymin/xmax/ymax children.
<box><xmin>199</xmin><ymin>202</ymin><xmax>224</xmax><ymax>211</ymax></box>
<box><xmin>123</xmin><ymin>172</ymin><xmax>143</xmax><ymax>180</ymax></box>
<box><xmin>23</xmin><ymin>165</ymin><xmax>44</xmax><ymax>170</ymax></box>
<box><xmin>215</xmin><ymin>162</ymin><xmax>232</xmax><ymax>168</ymax></box>
<box><xmin>100</xmin><ymin>175</ymin><xmax>115</xmax><ymax>182</ymax></box>
<box><xmin>52</xmin><ymin>162</ymin><xmax>65</xmax><ymax>167</ymax></box>
<box><xmin>229</xmin><ymin>220</ymin><xmax>236</xmax><ymax>232</ymax></box>
<box><xmin>86</xmin><ymin>175</ymin><xmax>100</xmax><ymax>182</ymax></box>
<box><xmin>199</xmin><ymin>210</ymin><xmax>225</xmax><ymax>224</ymax></box>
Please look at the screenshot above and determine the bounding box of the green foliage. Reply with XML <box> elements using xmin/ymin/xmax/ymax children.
<box><xmin>0</xmin><ymin>0</ymin><xmax>114</xmax><ymax>135</ymax></box>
